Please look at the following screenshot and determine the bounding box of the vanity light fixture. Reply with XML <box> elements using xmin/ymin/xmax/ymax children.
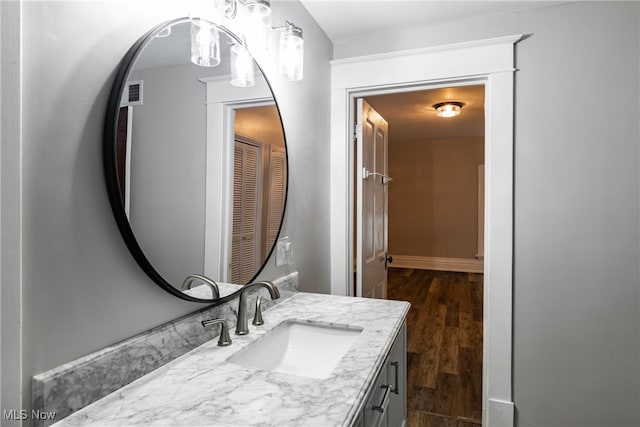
<box><xmin>230</xmin><ymin>42</ymin><xmax>255</xmax><ymax>87</ymax></box>
<box><xmin>278</xmin><ymin>21</ymin><xmax>304</xmax><ymax>81</ymax></box>
<box><xmin>243</xmin><ymin>0</ymin><xmax>272</xmax><ymax>56</ymax></box>
<box><xmin>189</xmin><ymin>0</ymin><xmax>304</xmax><ymax>82</ymax></box>
<box><xmin>190</xmin><ymin>18</ymin><xmax>221</xmax><ymax>67</ymax></box>
<box><xmin>433</xmin><ymin>101</ymin><xmax>464</xmax><ymax>118</ymax></box>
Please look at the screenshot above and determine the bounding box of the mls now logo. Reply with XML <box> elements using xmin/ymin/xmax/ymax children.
<box><xmin>3</xmin><ymin>409</ymin><xmax>56</xmax><ymax>421</ymax></box>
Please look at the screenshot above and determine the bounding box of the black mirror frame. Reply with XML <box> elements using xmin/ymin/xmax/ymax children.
<box><xmin>103</xmin><ymin>18</ymin><xmax>289</xmax><ymax>304</ymax></box>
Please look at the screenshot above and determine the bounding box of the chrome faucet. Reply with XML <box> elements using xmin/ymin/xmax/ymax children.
<box><xmin>236</xmin><ymin>281</ymin><xmax>280</xmax><ymax>335</ymax></box>
<box><xmin>182</xmin><ymin>274</ymin><xmax>220</xmax><ymax>299</ymax></box>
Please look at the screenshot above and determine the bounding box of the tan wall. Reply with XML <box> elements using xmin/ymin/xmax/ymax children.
<box><xmin>234</xmin><ymin>106</ymin><xmax>285</xmax><ymax>148</ymax></box>
<box><xmin>388</xmin><ymin>137</ymin><xmax>483</xmax><ymax>259</ymax></box>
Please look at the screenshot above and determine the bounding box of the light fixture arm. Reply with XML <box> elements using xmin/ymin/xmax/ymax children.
<box><xmin>223</xmin><ymin>0</ymin><xmax>238</xmax><ymax>19</ymax></box>
<box><xmin>272</xmin><ymin>20</ymin><xmax>303</xmax><ymax>37</ymax></box>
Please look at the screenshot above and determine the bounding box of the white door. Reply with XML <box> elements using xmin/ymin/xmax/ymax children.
<box><xmin>356</xmin><ymin>99</ymin><xmax>390</xmax><ymax>299</ymax></box>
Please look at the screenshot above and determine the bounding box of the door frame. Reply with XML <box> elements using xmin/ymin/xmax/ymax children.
<box><xmin>330</xmin><ymin>35</ymin><xmax>522</xmax><ymax>427</ymax></box>
<box><xmin>201</xmin><ymin>75</ymin><xmax>273</xmax><ymax>281</ymax></box>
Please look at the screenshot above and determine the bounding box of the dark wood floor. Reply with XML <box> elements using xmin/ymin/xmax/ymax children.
<box><xmin>387</xmin><ymin>268</ymin><xmax>483</xmax><ymax>427</ymax></box>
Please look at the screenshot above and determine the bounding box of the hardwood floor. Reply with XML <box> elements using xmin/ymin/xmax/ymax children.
<box><xmin>387</xmin><ymin>268</ymin><xmax>483</xmax><ymax>427</ymax></box>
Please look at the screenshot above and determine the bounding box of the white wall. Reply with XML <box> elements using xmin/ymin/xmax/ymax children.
<box><xmin>336</xmin><ymin>2</ymin><xmax>639</xmax><ymax>426</ymax></box>
<box><xmin>19</xmin><ymin>0</ymin><xmax>331</xmax><ymax>416</ymax></box>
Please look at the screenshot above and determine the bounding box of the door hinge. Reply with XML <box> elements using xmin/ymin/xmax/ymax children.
<box><xmin>353</xmin><ymin>123</ymin><xmax>362</xmax><ymax>139</ymax></box>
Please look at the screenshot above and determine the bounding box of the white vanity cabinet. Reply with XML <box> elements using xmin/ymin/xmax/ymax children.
<box><xmin>354</xmin><ymin>322</ymin><xmax>407</xmax><ymax>427</ymax></box>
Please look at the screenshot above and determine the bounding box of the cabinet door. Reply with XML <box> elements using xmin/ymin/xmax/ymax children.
<box><xmin>386</xmin><ymin>323</ymin><xmax>407</xmax><ymax>427</ymax></box>
<box><xmin>363</xmin><ymin>362</ymin><xmax>389</xmax><ymax>427</ymax></box>
<box><xmin>361</xmin><ymin>322</ymin><xmax>407</xmax><ymax>427</ymax></box>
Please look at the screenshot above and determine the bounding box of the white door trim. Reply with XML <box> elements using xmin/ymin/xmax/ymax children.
<box><xmin>201</xmin><ymin>76</ymin><xmax>273</xmax><ymax>281</ymax></box>
<box><xmin>330</xmin><ymin>35</ymin><xmax>522</xmax><ymax>427</ymax></box>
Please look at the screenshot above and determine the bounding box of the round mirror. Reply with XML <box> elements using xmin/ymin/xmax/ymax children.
<box><xmin>104</xmin><ymin>18</ymin><xmax>288</xmax><ymax>303</ymax></box>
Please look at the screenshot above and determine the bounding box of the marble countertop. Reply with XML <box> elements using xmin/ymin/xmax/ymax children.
<box><xmin>52</xmin><ymin>293</ymin><xmax>410</xmax><ymax>427</ymax></box>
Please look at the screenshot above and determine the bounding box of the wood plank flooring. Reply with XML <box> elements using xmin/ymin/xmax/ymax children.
<box><xmin>387</xmin><ymin>268</ymin><xmax>483</xmax><ymax>427</ymax></box>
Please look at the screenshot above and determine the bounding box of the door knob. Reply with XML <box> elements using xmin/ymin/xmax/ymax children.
<box><xmin>385</xmin><ymin>255</ymin><xmax>393</xmax><ymax>269</ymax></box>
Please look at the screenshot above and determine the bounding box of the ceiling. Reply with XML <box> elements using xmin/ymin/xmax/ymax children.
<box><xmin>297</xmin><ymin>1</ymin><xmax>565</xmax><ymax>141</ymax></box>
<box><xmin>365</xmin><ymin>85</ymin><xmax>485</xmax><ymax>141</ymax></box>
<box><xmin>299</xmin><ymin>0</ymin><xmax>569</xmax><ymax>44</ymax></box>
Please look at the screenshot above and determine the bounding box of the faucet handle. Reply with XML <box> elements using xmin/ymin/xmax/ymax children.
<box><xmin>201</xmin><ymin>318</ymin><xmax>232</xmax><ymax>347</ymax></box>
<box><xmin>252</xmin><ymin>296</ymin><xmax>264</xmax><ymax>326</ymax></box>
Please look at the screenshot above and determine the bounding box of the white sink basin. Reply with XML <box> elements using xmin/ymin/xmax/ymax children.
<box><xmin>228</xmin><ymin>320</ymin><xmax>363</xmax><ymax>379</ymax></box>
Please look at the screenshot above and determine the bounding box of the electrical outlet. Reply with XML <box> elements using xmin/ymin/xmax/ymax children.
<box><xmin>275</xmin><ymin>237</ymin><xmax>293</xmax><ymax>267</ymax></box>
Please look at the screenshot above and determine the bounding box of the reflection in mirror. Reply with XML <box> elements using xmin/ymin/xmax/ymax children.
<box><xmin>232</xmin><ymin>106</ymin><xmax>286</xmax><ymax>284</ymax></box>
<box><xmin>106</xmin><ymin>18</ymin><xmax>287</xmax><ymax>303</ymax></box>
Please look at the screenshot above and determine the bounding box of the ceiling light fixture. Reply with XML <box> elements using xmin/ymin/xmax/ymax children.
<box><xmin>189</xmin><ymin>0</ymin><xmax>304</xmax><ymax>83</ymax></box>
<box><xmin>433</xmin><ymin>101</ymin><xmax>464</xmax><ymax>118</ymax></box>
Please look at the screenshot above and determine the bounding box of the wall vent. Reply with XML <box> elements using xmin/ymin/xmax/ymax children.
<box><xmin>122</xmin><ymin>80</ymin><xmax>143</xmax><ymax>106</ymax></box>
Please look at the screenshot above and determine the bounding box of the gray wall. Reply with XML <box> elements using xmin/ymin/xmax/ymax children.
<box><xmin>17</xmin><ymin>1</ymin><xmax>638</xmax><ymax>426</ymax></box>
<box><xmin>1</xmin><ymin>0</ymin><xmax>23</xmax><ymax>421</ymax></box>
<box><xmin>20</xmin><ymin>0</ymin><xmax>331</xmax><ymax>416</ymax></box>
<box><xmin>336</xmin><ymin>2</ymin><xmax>639</xmax><ymax>426</ymax></box>
<box><xmin>128</xmin><ymin>64</ymin><xmax>208</xmax><ymax>287</ymax></box>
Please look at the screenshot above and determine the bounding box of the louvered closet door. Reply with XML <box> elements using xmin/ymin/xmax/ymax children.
<box><xmin>231</xmin><ymin>140</ymin><xmax>261</xmax><ymax>284</ymax></box>
<box><xmin>266</xmin><ymin>149</ymin><xmax>286</xmax><ymax>251</ymax></box>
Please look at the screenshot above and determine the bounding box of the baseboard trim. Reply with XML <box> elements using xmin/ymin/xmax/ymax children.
<box><xmin>389</xmin><ymin>255</ymin><xmax>484</xmax><ymax>273</ymax></box>
<box><xmin>486</xmin><ymin>398</ymin><xmax>514</xmax><ymax>427</ymax></box>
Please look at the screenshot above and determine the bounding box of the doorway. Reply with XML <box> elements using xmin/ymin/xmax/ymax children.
<box><xmin>330</xmin><ymin>35</ymin><xmax>520</xmax><ymax>426</ymax></box>
<box><xmin>354</xmin><ymin>85</ymin><xmax>485</xmax><ymax>425</ymax></box>
<box><xmin>228</xmin><ymin>105</ymin><xmax>287</xmax><ymax>284</ymax></box>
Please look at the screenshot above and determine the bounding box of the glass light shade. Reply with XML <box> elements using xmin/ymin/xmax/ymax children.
<box><xmin>190</xmin><ymin>19</ymin><xmax>220</xmax><ymax>67</ymax></box>
<box><xmin>279</xmin><ymin>24</ymin><xmax>304</xmax><ymax>81</ymax></box>
<box><xmin>230</xmin><ymin>44</ymin><xmax>255</xmax><ymax>87</ymax></box>
<box><xmin>242</xmin><ymin>0</ymin><xmax>271</xmax><ymax>57</ymax></box>
<box><xmin>434</xmin><ymin>102</ymin><xmax>463</xmax><ymax>118</ymax></box>
<box><xmin>245</xmin><ymin>0</ymin><xmax>271</xmax><ymax>19</ymax></box>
